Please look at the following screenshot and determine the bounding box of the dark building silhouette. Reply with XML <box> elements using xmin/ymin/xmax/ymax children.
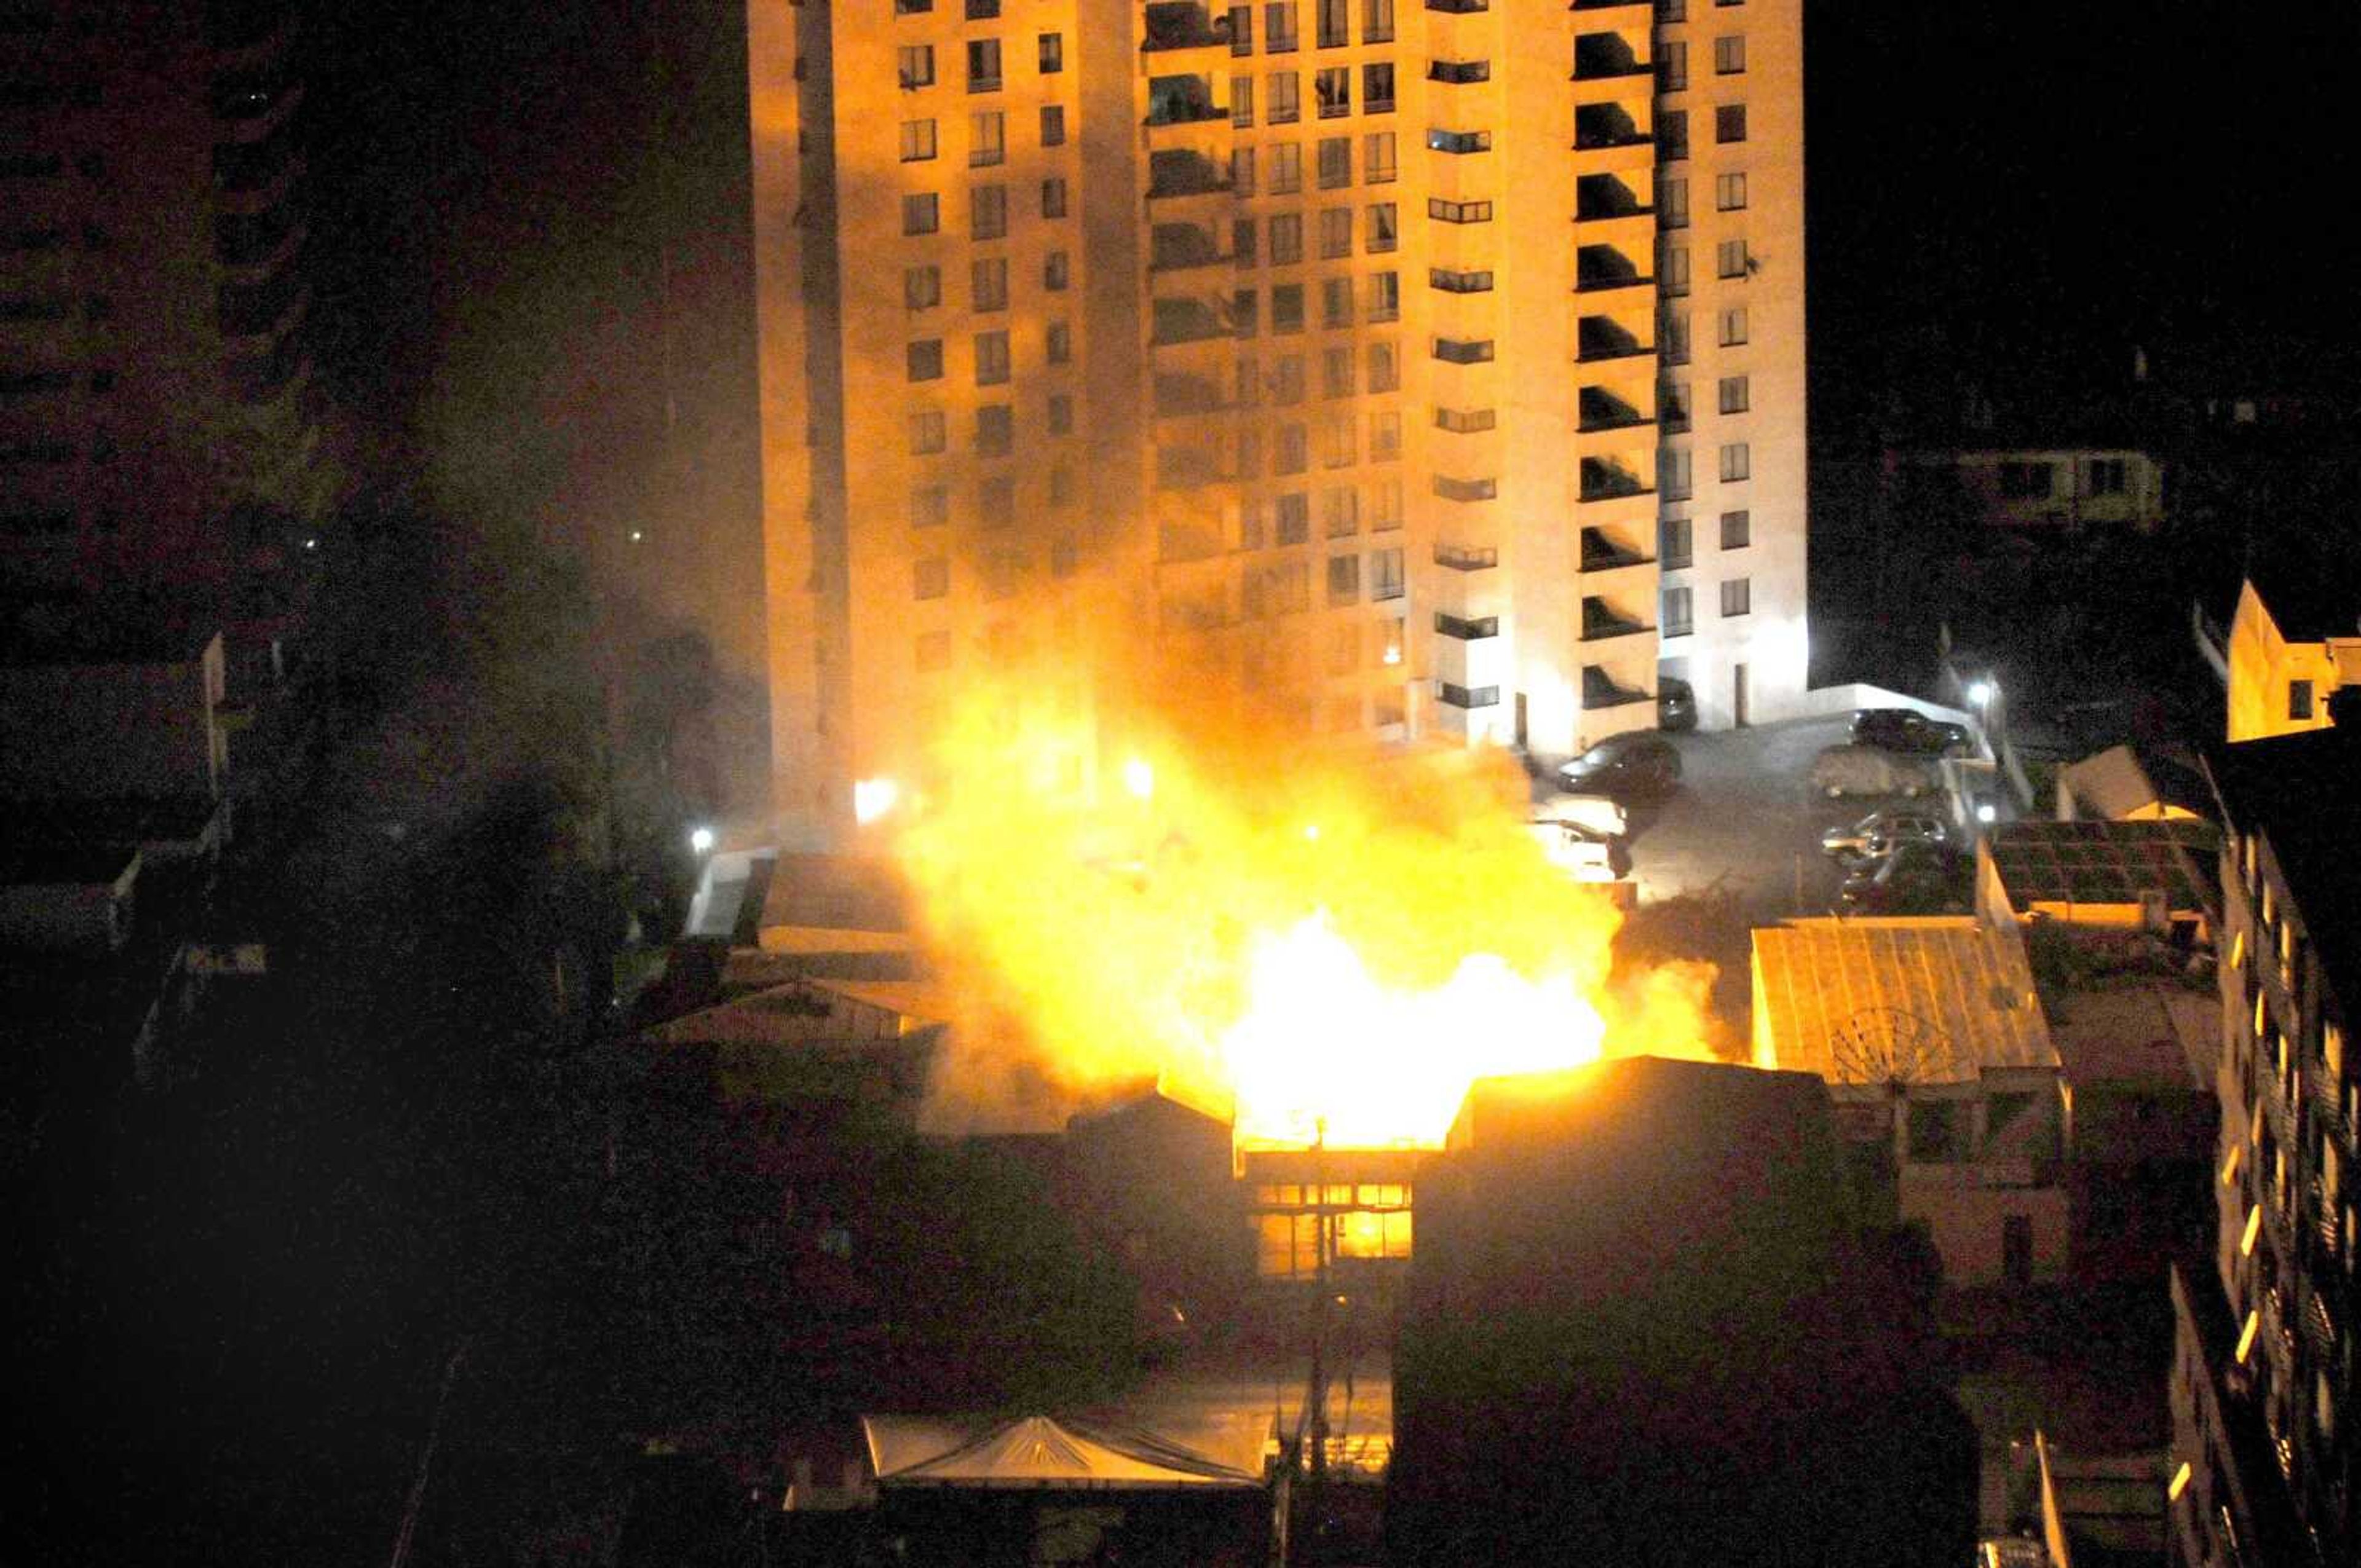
<box><xmin>1390</xmin><ymin>1055</ymin><xmax>1978</xmax><ymax>1567</ymax></box>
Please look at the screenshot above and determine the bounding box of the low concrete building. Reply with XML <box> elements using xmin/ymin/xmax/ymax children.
<box><xmin>2054</xmin><ymin>744</ymin><xmax>2209</xmax><ymax>824</ymax></box>
<box><xmin>1978</xmin><ymin>819</ymin><xmax>2218</xmax><ymax>945</ymax></box>
<box><xmin>1886</xmin><ymin>446</ymin><xmax>2166</xmax><ymax>536</ymax></box>
<box><xmin>2223</xmin><ymin>569</ymin><xmax>2361</xmax><ymax>743</ymax></box>
<box><xmin>0</xmin><ymin>845</ymin><xmax>140</xmax><ymax>954</ymax></box>
<box><xmin>1751</xmin><ymin>915</ymin><xmax>2070</xmax><ymax>1289</ymax></box>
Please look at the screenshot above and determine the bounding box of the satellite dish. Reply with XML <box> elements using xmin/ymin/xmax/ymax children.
<box><xmin>1828</xmin><ymin>1007</ymin><xmax>1950</xmax><ymax>1092</ymax></box>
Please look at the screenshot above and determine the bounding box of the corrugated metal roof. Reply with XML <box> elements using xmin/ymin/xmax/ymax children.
<box><xmin>1985</xmin><ymin>819</ymin><xmax>2218</xmax><ymax>912</ymax></box>
<box><xmin>1754</xmin><ymin>916</ymin><xmax>2056</xmax><ymax>1084</ymax></box>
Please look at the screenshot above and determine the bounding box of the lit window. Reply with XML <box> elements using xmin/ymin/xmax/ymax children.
<box><xmin>1717</xmin><ymin>237</ymin><xmax>1749</xmax><ymax>278</ymax></box>
<box><xmin>1315</xmin><ymin>66</ymin><xmax>1350</xmax><ymax>117</ymax></box>
<box><xmin>970</xmin><ymin>110</ymin><xmax>1005</xmax><ymax>165</ymax></box>
<box><xmin>1366</xmin><ymin>202</ymin><xmax>1398</xmax><ymax>253</ymax></box>
<box><xmin>898</xmin><ymin>45</ymin><xmax>935</xmax><ymax>89</ymax></box>
<box><xmin>1268</xmin><ymin>71</ymin><xmax>1300</xmax><ymax>124</ymax></box>
<box><xmin>1715</xmin><ymin>171</ymin><xmax>1747</xmax><ymax>210</ymax></box>
<box><xmin>1038</xmin><ymin>31</ymin><xmax>1062</xmax><ymax>73</ymax></box>
<box><xmin>1661</xmin><ymin>177</ymin><xmax>1690</xmax><ymax>227</ymax></box>
<box><xmin>1718</xmin><ymin>441</ymin><xmax>1749</xmax><ymax>482</ymax></box>
<box><xmin>1271</xmin><ymin>143</ymin><xmax>1302</xmax><ymax>193</ymax></box>
<box><xmin>1364</xmin><ymin>130</ymin><xmax>1396</xmax><ymax>182</ymax></box>
<box><xmin>904</xmin><ymin>265</ymin><xmax>941</xmax><ymax>309</ymax></box>
<box><xmin>900</xmin><ymin>119</ymin><xmax>937</xmax><ymax>162</ymax></box>
<box><xmin>966</xmin><ymin>39</ymin><xmax>1002</xmax><ymax>92</ymax></box>
<box><xmin>1718</xmin><ymin>306</ymin><xmax>1749</xmax><ymax>345</ymax></box>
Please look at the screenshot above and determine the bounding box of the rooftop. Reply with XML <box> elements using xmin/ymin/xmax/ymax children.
<box><xmin>1752</xmin><ymin>916</ymin><xmax>2057</xmax><ymax>1083</ymax></box>
<box><xmin>2055</xmin><ymin>743</ymin><xmax>2211</xmax><ymax>821</ymax></box>
<box><xmin>1984</xmin><ymin>819</ymin><xmax>2218</xmax><ymax>915</ymax></box>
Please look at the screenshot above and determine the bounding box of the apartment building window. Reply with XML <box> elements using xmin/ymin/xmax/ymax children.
<box><xmin>1720</xmin><ymin>577</ymin><xmax>1750</xmax><ymax>617</ymax></box>
<box><xmin>908</xmin><ymin>339</ymin><xmax>944</xmax><ymax>381</ymax></box>
<box><xmin>1233</xmin><ymin>146</ymin><xmax>1258</xmax><ymax>194</ymax></box>
<box><xmin>1328</xmin><ymin>553</ymin><xmax>1361</xmax><ymax>605</ymax></box>
<box><xmin>1320</xmin><ymin>208</ymin><xmax>1353</xmax><ymax>259</ymax></box>
<box><xmin>1368</xmin><ymin>340</ymin><xmax>1399</xmax><ymax>391</ymax></box>
<box><xmin>1323</xmin><ymin>275</ymin><xmax>1355</xmax><ymax>325</ymax></box>
<box><xmin>1233</xmin><ymin>288</ymin><xmax>1260</xmax><ymax>337</ymax></box>
<box><xmin>1369</xmin><ymin>272</ymin><xmax>1400</xmax><ymax>320</ymax></box>
<box><xmin>1661</xmin><ymin>309</ymin><xmax>1691</xmax><ymax>364</ymax></box>
<box><xmin>1044</xmin><ymin>250</ymin><xmax>1069</xmax><ymax>290</ymax></box>
<box><xmin>1997</xmin><ymin>461</ymin><xmax>2053</xmax><ymax>497</ymax></box>
<box><xmin>1273</xmin><ymin>144</ymin><xmax>1303</xmax><ymax>192</ymax></box>
<box><xmin>1661</xmin><ymin>379</ymin><xmax>1691</xmax><ymax>431</ymax></box>
<box><xmin>1659</xmin><ymin>41</ymin><xmax>1686</xmax><ymax>92</ymax></box>
<box><xmin>1278</xmin><ymin>423</ymin><xmax>1310</xmax><ymax>473</ymax></box>
<box><xmin>1364</xmin><ymin>132</ymin><xmax>1398</xmax><ymax>181</ymax></box>
<box><xmin>1316</xmin><ymin>67</ymin><xmax>1350</xmax><ymax>116</ymax></box>
<box><xmin>1278</xmin><ymin>492</ymin><xmax>1311</xmax><ymax>543</ymax></box>
<box><xmin>911</xmin><ymin>409</ymin><xmax>947</xmax><ymax>454</ymax></box>
<box><xmin>1427</xmin><ymin>128</ymin><xmax>1490</xmax><ymax>153</ymax></box>
<box><xmin>1371</xmin><ymin>409</ymin><xmax>1402</xmax><ymax>459</ymax></box>
<box><xmin>967</xmin><ymin>39</ymin><xmax>1002</xmax><ymax>92</ymax></box>
<box><xmin>1048</xmin><ymin>392</ymin><xmax>1074</xmax><ymax>433</ymax></box>
<box><xmin>1430</xmin><ymin>266</ymin><xmax>1492</xmax><ymax>293</ymax></box>
<box><xmin>1232</xmin><ymin>217</ymin><xmax>1259</xmax><ymax>267</ymax></box>
<box><xmin>1039</xmin><ymin>32</ymin><xmax>1063</xmax><ymax>73</ymax></box>
<box><xmin>967</xmin><ymin>0</ymin><xmax>998</xmax><ymax>16</ymax></box>
<box><xmin>1429</xmin><ymin>197</ymin><xmax>1493</xmax><ymax>224</ymax></box>
<box><xmin>1270</xmin><ymin>72</ymin><xmax>1300</xmax><ymax>122</ymax></box>
<box><xmin>980</xmin><ymin>473</ymin><xmax>1016</xmax><ymax>525</ymax></box>
<box><xmin>1663</xmin><ymin>586</ymin><xmax>1693</xmax><ymax>637</ymax></box>
<box><xmin>1436</xmin><ymin>406</ymin><xmax>1496</xmax><ymax>433</ymax></box>
<box><xmin>1270</xmin><ymin>357</ymin><xmax>1303</xmax><ymax>403</ymax></box>
<box><xmin>1042</xmin><ymin>176</ymin><xmax>1069</xmax><ymax>218</ymax></box>
<box><xmin>1715</xmin><ymin>104</ymin><xmax>1746</xmax><ymax>143</ymax></box>
<box><xmin>973</xmin><ymin>330</ymin><xmax>1011</xmax><ymax>385</ymax></box>
<box><xmin>1718</xmin><ymin>306</ymin><xmax>1748</xmax><ymax>345</ymax></box>
<box><xmin>1270</xmin><ymin>213</ymin><xmax>1303</xmax><ymax>264</ymax></box>
<box><xmin>901</xmin><ymin>119</ymin><xmax>938</xmax><ymax>161</ymax></box>
<box><xmin>1318</xmin><ymin>136</ymin><xmax>1351</xmax><ymax>188</ymax></box>
<box><xmin>976</xmin><ymin>404</ymin><xmax>1014</xmax><ymax>454</ymax></box>
<box><xmin>1718</xmin><ymin>441</ymin><xmax>1749</xmax><ymax>482</ymax></box>
<box><xmin>1364</xmin><ymin>0</ymin><xmax>1396</xmax><ymax>44</ymax></box>
<box><xmin>899</xmin><ymin>45</ymin><xmax>935</xmax><ymax>89</ymax></box>
<box><xmin>1323</xmin><ymin>345</ymin><xmax>1355</xmax><ymax>398</ymax></box>
<box><xmin>1661</xmin><ymin>177</ymin><xmax>1690</xmax><ymax>228</ymax></box>
<box><xmin>1657</xmin><ymin>0</ymin><xmax>1685</xmax><ymax>19</ymax></box>
<box><xmin>1232</xmin><ymin>76</ymin><xmax>1255</xmax><ymax>127</ymax></box>
<box><xmin>971</xmin><ymin>185</ymin><xmax>1006</xmax><ymax>239</ymax></box>
<box><xmin>1658</xmin><ymin>109</ymin><xmax>1688</xmax><ymax>160</ymax></box>
<box><xmin>1367</xmin><ymin>202</ymin><xmax>1399</xmax><ymax>251</ymax></box>
<box><xmin>1235</xmin><ymin>429</ymin><xmax>1263</xmax><ymax>478</ymax></box>
<box><xmin>1661</xmin><ymin>243</ymin><xmax>1690</xmax><ymax>297</ymax></box>
<box><xmin>903</xmin><ymin>193</ymin><xmax>940</xmax><ymax>235</ymax></box>
<box><xmin>1715</xmin><ymin>35</ymin><xmax>1745</xmax><ymax>73</ymax></box>
<box><xmin>1364</xmin><ymin>63</ymin><xmax>1395</xmax><ymax>112</ymax></box>
<box><xmin>1717</xmin><ymin>237</ymin><xmax>1748</xmax><ymax>278</ymax></box>
<box><xmin>1435</xmin><ymin>336</ymin><xmax>1494</xmax><ymax>364</ymax></box>
<box><xmin>1268</xmin><ymin>1</ymin><xmax>1300</xmax><ymax>52</ymax></box>
<box><xmin>1720</xmin><ymin>508</ymin><xmax>1750</xmax><ymax>548</ymax></box>
<box><xmin>1230</xmin><ymin>5</ymin><xmax>1254</xmax><ymax>53</ymax></box>
<box><xmin>2089</xmin><ymin>457</ymin><xmax>2128</xmax><ymax>494</ymax></box>
<box><xmin>914</xmin><ymin>558</ymin><xmax>949</xmax><ymax>600</ymax></box>
<box><xmin>1319</xmin><ymin>0</ymin><xmax>1348</xmax><ymax>47</ymax></box>
<box><xmin>1717</xmin><ymin>374</ymin><xmax>1748</xmax><ymax>414</ymax></box>
<box><xmin>1368</xmin><ymin>546</ymin><xmax>1406</xmax><ymax>603</ymax></box>
<box><xmin>1040</xmin><ymin>104</ymin><xmax>1066</xmax><ymax>146</ymax></box>
<box><xmin>1661</xmin><ymin>515</ymin><xmax>1692</xmax><ymax>567</ymax></box>
<box><xmin>1661</xmin><ymin>449</ymin><xmax>1692</xmax><ymax>500</ymax></box>
<box><xmin>1372</xmin><ymin>476</ymin><xmax>1404</xmax><ymax>530</ymax></box>
<box><xmin>898</xmin><ymin>0</ymin><xmax>932</xmax><ymax>12</ymax></box>
<box><xmin>1273</xmin><ymin>282</ymin><xmax>1306</xmax><ymax>331</ymax></box>
<box><xmin>970</xmin><ymin>111</ymin><xmax>1005</xmax><ymax>165</ymax></box>
<box><xmin>1715</xmin><ymin>171</ymin><xmax>1747</xmax><ymax>210</ymax></box>
<box><xmin>905</xmin><ymin>264</ymin><xmax>942</xmax><ymax>309</ymax></box>
<box><xmin>2291</xmin><ymin>679</ymin><xmax>2315</xmax><ymax>720</ymax></box>
<box><xmin>1430</xmin><ymin>59</ymin><xmax>1490</xmax><ymax>84</ymax></box>
<box><xmin>912</xmin><ymin>485</ymin><xmax>949</xmax><ymax>528</ymax></box>
<box><xmin>1323</xmin><ymin>484</ymin><xmax>1358</xmax><ymax>535</ymax></box>
<box><xmin>1046</xmin><ymin>320</ymin><xmax>1072</xmax><ymax>364</ymax></box>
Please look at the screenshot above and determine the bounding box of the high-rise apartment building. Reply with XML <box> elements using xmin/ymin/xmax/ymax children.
<box><xmin>1</xmin><ymin>1</ymin><xmax>326</xmax><ymax>597</ymax></box>
<box><xmin>751</xmin><ymin>0</ymin><xmax>1806</xmax><ymax>845</ymax></box>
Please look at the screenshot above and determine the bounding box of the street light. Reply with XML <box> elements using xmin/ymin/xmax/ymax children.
<box><xmin>1967</xmin><ymin>679</ymin><xmax>1995</xmax><ymax>709</ymax></box>
<box><xmin>689</xmin><ymin>825</ymin><xmax>716</xmax><ymax>854</ymax></box>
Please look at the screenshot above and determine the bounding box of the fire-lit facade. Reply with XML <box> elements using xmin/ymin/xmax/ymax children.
<box><xmin>748</xmin><ymin>0</ymin><xmax>1807</xmax><ymax>845</ymax></box>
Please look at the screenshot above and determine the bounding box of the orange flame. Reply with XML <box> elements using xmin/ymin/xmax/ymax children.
<box><xmin>887</xmin><ymin>650</ymin><xmax>1712</xmax><ymax>1143</ymax></box>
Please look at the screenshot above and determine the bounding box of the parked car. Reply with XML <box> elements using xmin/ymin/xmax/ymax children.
<box><xmin>1810</xmin><ymin>743</ymin><xmax>1937</xmax><ymax>800</ymax></box>
<box><xmin>1556</xmin><ymin>733</ymin><xmax>1683</xmax><ymax>798</ymax></box>
<box><xmin>1838</xmin><ymin>843</ymin><xmax>1970</xmax><ymax>914</ymax></box>
<box><xmin>1657</xmin><ymin>676</ymin><xmax>1698</xmax><ymax>733</ymax></box>
<box><xmin>1849</xmin><ymin>707</ymin><xmax>1973</xmax><ymax>757</ymax></box>
<box><xmin>1533</xmin><ymin>791</ymin><xmax>1629</xmax><ymax>838</ymax></box>
<box><xmin>1820</xmin><ymin>810</ymin><xmax>1949</xmax><ymax>864</ymax></box>
<box><xmin>1527</xmin><ymin>819</ymin><xmax>1630</xmax><ymax>881</ymax></box>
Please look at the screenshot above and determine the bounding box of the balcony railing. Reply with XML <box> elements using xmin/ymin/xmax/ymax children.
<box><xmin>1575</xmin><ymin>318</ymin><xmax>1651</xmax><ymax>360</ymax></box>
<box><xmin>1578</xmin><ymin>527</ymin><xmax>1652</xmax><ymax>571</ymax></box>
<box><xmin>1572</xmin><ymin>37</ymin><xmax>1650</xmax><ymax>81</ymax></box>
<box><xmin>1573</xmin><ymin>103</ymin><xmax>1649</xmax><ymax>151</ymax></box>
<box><xmin>1576</xmin><ymin>246</ymin><xmax>1650</xmax><ymax>292</ymax></box>
<box><xmin>1439</xmin><ymin>682</ymin><xmax>1501</xmax><ymax>709</ymax></box>
<box><xmin>1578</xmin><ymin>459</ymin><xmax>1651</xmax><ymax>503</ymax></box>
<box><xmin>1434</xmin><ymin>543</ymin><xmax>1499</xmax><ymax>570</ymax></box>
<box><xmin>1142</xmin><ymin>3</ymin><xmax>1232</xmax><ymax>50</ymax></box>
<box><xmin>1146</xmin><ymin>152</ymin><xmax>1232</xmax><ymax>197</ymax></box>
<box><xmin>1582</xmin><ymin>667</ymin><xmax>1653</xmax><ymax>707</ymax></box>
<box><xmin>1429</xmin><ymin>60</ymin><xmax>1490</xmax><ymax>84</ymax></box>
<box><xmin>1580</xmin><ymin>600</ymin><xmax>1653</xmax><ymax>641</ymax></box>
<box><xmin>1436</xmin><ymin>612</ymin><xmax>1500</xmax><ymax>639</ymax></box>
<box><xmin>1576</xmin><ymin>175</ymin><xmax>1650</xmax><ymax>221</ymax></box>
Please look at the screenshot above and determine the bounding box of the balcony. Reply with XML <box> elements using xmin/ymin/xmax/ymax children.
<box><xmin>1434</xmin><ymin>544</ymin><xmax>1499</xmax><ymax>571</ymax></box>
<box><xmin>1571</xmin><ymin>34</ymin><xmax>1651</xmax><ymax>103</ymax></box>
<box><xmin>1573</xmin><ymin>102</ymin><xmax>1650</xmax><ymax>152</ymax></box>
<box><xmin>1578</xmin><ymin>457</ymin><xmax>1651</xmax><ymax>504</ymax></box>
<box><xmin>1581</xmin><ymin>596</ymin><xmax>1653</xmax><ymax>642</ymax></box>
<box><xmin>1428</xmin><ymin>60</ymin><xmax>1490</xmax><ymax>85</ymax></box>
<box><xmin>1149</xmin><ymin>222</ymin><xmax>1229</xmax><ymax>272</ymax></box>
<box><xmin>1153</xmin><ymin>371</ymin><xmax>1227</xmax><ymax>416</ymax></box>
<box><xmin>1576</xmin><ymin>316</ymin><xmax>1651</xmax><ymax>363</ymax></box>
<box><xmin>1576</xmin><ymin>173</ymin><xmax>1649</xmax><ymax>222</ymax></box>
<box><xmin>1150</xmin><ymin>296</ymin><xmax>1230</xmax><ymax>347</ymax></box>
<box><xmin>1155</xmin><ymin>444</ymin><xmax>1224</xmax><ymax>490</ymax></box>
<box><xmin>1436</xmin><ymin>612</ymin><xmax>1500</xmax><ymax>639</ymax></box>
<box><xmin>1145</xmin><ymin>76</ymin><xmax>1227</xmax><ymax>128</ymax></box>
<box><xmin>1578</xmin><ymin>526</ymin><xmax>1653</xmax><ymax>572</ymax></box>
<box><xmin>1582</xmin><ymin>666</ymin><xmax>1653</xmax><ymax>709</ymax></box>
<box><xmin>1141</xmin><ymin>2</ymin><xmax>1232</xmax><ymax>52</ymax></box>
<box><xmin>1578</xmin><ymin>387</ymin><xmax>1653</xmax><ymax>434</ymax></box>
<box><xmin>1425</xmin><ymin>0</ymin><xmax>1489</xmax><ymax>12</ymax></box>
<box><xmin>1145</xmin><ymin>149</ymin><xmax>1232</xmax><ymax>200</ymax></box>
<box><xmin>1575</xmin><ymin>244</ymin><xmax>1652</xmax><ymax>301</ymax></box>
<box><xmin>1439</xmin><ymin>682</ymin><xmax>1501</xmax><ymax>709</ymax></box>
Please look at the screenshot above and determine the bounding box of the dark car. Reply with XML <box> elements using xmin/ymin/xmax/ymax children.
<box><xmin>1658</xmin><ymin>676</ymin><xmax>1698</xmax><ymax>733</ymax></box>
<box><xmin>1837</xmin><ymin>843</ymin><xmax>1971</xmax><ymax>915</ymax></box>
<box><xmin>1557</xmin><ymin>732</ymin><xmax>1683</xmax><ymax>798</ymax></box>
<box><xmin>1849</xmin><ymin>707</ymin><xmax>1973</xmax><ymax>757</ymax></box>
<box><xmin>1820</xmin><ymin>811</ymin><xmax>1949</xmax><ymax>864</ymax></box>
